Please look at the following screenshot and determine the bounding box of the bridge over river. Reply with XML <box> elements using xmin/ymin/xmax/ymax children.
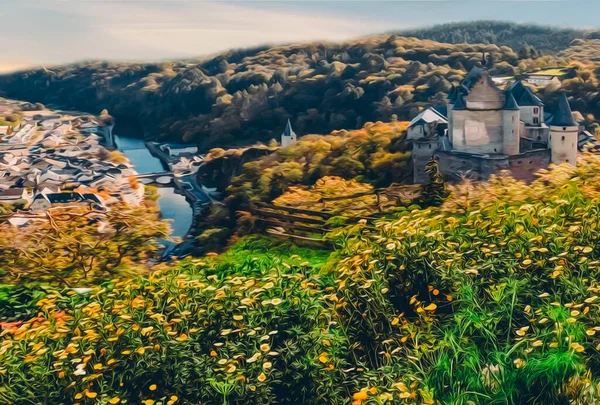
<box><xmin>135</xmin><ymin>171</ymin><xmax>174</xmax><ymax>185</ymax></box>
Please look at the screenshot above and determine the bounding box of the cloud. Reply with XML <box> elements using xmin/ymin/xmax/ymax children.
<box><xmin>0</xmin><ymin>0</ymin><xmax>390</xmax><ymax>72</ymax></box>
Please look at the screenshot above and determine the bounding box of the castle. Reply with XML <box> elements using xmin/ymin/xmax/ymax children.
<box><xmin>409</xmin><ymin>67</ymin><xmax>585</xmax><ymax>184</ymax></box>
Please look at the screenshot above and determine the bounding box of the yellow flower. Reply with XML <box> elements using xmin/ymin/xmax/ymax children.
<box><xmin>423</xmin><ymin>303</ymin><xmax>437</xmax><ymax>311</ymax></box>
<box><xmin>271</xmin><ymin>298</ymin><xmax>283</xmax><ymax>306</ymax></box>
<box><xmin>257</xmin><ymin>372</ymin><xmax>267</xmax><ymax>382</ymax></box>
<box><xmin>74</xmin><ymin>393</ymin><xmax>83</xmax><ymax>400</ymax></box>
<box><xmin>176</xmin><ymin>334</ymin><xmax>189</xmax><ymax>342</ymax></box>
<box><xmin>108</xmin><ymin>397</ymin><xmax>121</xmax><ymax>404</ymax></box>
<box><xmin>84</xmin><ymin>391</ymin><xmax>97</xmax><ymax>399</ymax></box>
<box><xmin>149</xmin><ymin>384</ymin><xmax>157</xmax><ymax>391</ymax></box>
<box><xmin>263</xmin><ymin>362</ymin><xmax>272</xmax><ymax>369</ymax></box>
<box><xmin>513</xmin><ymin>358</ymin><xmax>525</xmax><ymax>368</ymax></box>
<box><xmin>532</xmin><ymin>340</ymin><xmax>543</xmax><ymax>347</ymax></box>
<box><xmin>170</xmin><ymin>395</ymin><xmax>179</xmax><ymax>402</ymax></box>
<box><xmin>233</xmin><ymin>315</ymin><xmax>243</xmax><ymax>321</ymax></box>
<box><xmin>522</xmin><ymin>259</ymin><xmax>532</xmax><ymax>266</ymax></box>
<box><xmin>121</xmin><ymin>350</ymin><xmax>131</xmax><ymax>355</ymax></box>
<box><xmin>227</xmin><ymin>365</ymin><xmax>237</xmax><ymax>373</ymax></box>
<box><xmin>142</xmin><ymin>400</ymin><xmax>155</xmax><ymax>405</ymax></box>
<box><xmin>318</xmin><ymin>352</ymin><xmax>329</xmax><ymax>364</ymax></box>
<box><xmin>353</xmin><ymin>389</ymin><xmax>368</xmax><ymax>401</ymax></box>
<box><xmin>136</xmin><ymin>347</ymin><xmax>146</xmax><ymax>355</ymax></box>
<box><xmin>260</xmin><ymin>344</ymin><xmax>270</xmax><ymax>352</ymax></box>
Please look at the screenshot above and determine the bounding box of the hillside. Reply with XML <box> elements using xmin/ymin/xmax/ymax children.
<box><xmin>399</xmin><ymin>21</ymin><xmax>588</xmax><ymax>55</ymax></box>
<box><xmin>6</xmin><ymin>155</ymin><xmax>600</xmax><ymax>403</ymax></box>
<box><xmin>1</xmin><ymin>23</ymin><xmax>599</xmax><ymax>149</ymax></box>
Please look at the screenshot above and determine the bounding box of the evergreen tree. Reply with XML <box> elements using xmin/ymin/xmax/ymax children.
<box><xmin>421</xmin><ymin>157</ymin><xmax>449</xmax><ymax>206</ymax></box>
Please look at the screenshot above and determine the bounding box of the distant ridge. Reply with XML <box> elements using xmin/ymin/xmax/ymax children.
<box><xmin>399</xmin><ymin>21</ymin><xmax>590</xmax><ymax>54</ymax></box>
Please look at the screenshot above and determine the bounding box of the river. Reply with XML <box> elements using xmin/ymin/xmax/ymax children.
<box><xmin>113</xmin><ymin>133</ymin><xmax>193</xmax><ymax>238</ymax></box>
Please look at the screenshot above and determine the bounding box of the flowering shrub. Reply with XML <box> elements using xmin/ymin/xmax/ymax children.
<box><xmin>0</xmin><ymin>237</ymin><xmax>355</xmax><ymax>404</ymax></box>
<box><xmin>8</xmin><ymin>155</ymin><xmax>600</xmax><ymax>403</ymax></box>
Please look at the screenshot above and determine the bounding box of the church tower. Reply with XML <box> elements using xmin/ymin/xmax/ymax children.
<box><xmin>281</xmin><ymin>119</ymin><xmax>297</xmax><ymax>147</ymax></box>
<box><xmin>549</xmin><ymin>93</ymin><xmax>578</xmax><ymax>166</ymax></box>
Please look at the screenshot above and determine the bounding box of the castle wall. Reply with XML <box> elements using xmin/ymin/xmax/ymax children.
<box><xmin>412</xmin><ymin>139</ymin><xmax>438</xmax><ymax>184</ymax></box>
<box><xmin>465</xmin><ymin>80</ymin><xmax>505</xmax><ymax>110</ymax></box>
<box><xmin>519</xmin><ymin>106</ymin><xmax>543</xmax><ymax>126</ymax></box>
<box><xmin>452</xmin><ymin>110</ymin><xmax>504</xmax><ymax>154</ymax></box>
<box><xmin>507</xmin><ymin>149</ymin><xmax>551</xmax><ymax>182</ymax></box>
<box><xmin>436</xmin><ymin>149</ymin><xmax>550</xmax><ymax>183</ymax></box>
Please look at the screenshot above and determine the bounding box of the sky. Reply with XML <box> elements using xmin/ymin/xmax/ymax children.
<box><xmin>2</xmin><ymin>0</ymin><xmax>600</xmax><ymax>73</ymax></box>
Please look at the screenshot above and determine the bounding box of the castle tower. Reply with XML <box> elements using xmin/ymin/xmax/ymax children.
<box><xmin>413</xmin><ymin>137</ymin><xmax>439</xmax><ymax>184</ymax></box>
<box><xmin>502</xmin><ymin>91</ymin><xmax>521</xmax><ymax>155</ymax></box>
<box><xmin>549</xmin><ymin>93</ymin><xmax>578</xmax><ymax>166</ymax></box>
<box><xmin>281</xmin><ymin>119</ymin><xmax>297</xmax><ymax>147</ymax></box>
<box><xmin>446</xmin><ymin>85</ymin><xmax>457</xmax><ymax>144</ymax></box>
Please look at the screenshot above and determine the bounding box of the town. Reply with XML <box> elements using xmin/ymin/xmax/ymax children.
<box><xmin>0</xmin><ymin>98</ymin><xmax>210</xmax><ymax>236</ymax></box>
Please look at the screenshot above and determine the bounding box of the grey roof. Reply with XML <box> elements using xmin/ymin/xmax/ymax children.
<box><xmin>461</xmin><ymin>67</ymin><xmax>487</xmax><ymax>91</ymax></box>
<box><xmin>453</xmin><ymin>94</ymin><xmax>467</xmax><ymax>110</ymax></box>
<box><xmin>549</xmin><ymin>93</ymin><xmax>578</xmax><ymax>127</ymax></box>
<box><xmin>282</xmin><ymin>119</ymin><xmax>296</xmax><ymax>138</ymax></box>
<box><xmin>509</xmin><ymin>81</ymin><xmax>544</xmax><ymax>107</ymax></box>
<box><xmin>433</xmin><ymin>105</ymin><xmax>448</xmax><ymax>119</ymax></box>
<box><xmin>503</xmin><ymin>91</ymin><xmax>520</xmax><ymax>111</ymax></box>
<box><xmin>447</xmin><ymin>85</ymin><xmax>457</xmax><ymax>104</ymax></box>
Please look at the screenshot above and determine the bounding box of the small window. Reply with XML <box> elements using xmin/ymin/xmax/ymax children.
<box><xmin>534</xmin><ymin>108</ymin><xmax>539</xmax><ymax>114</ymax></box>
<box><xmin>428</xmin><ymin>144</ymin><xmax>432</xmax><ymax>149</ymax></box>
<box><xmin>533</xmin><ymin>117</ymin><xmax>539</xmax><ymax>124</ymax></box>
<box><xmin>561</xmin><ymin>136</ymin><xmax>565</xmax><ymax>142</ymax></box>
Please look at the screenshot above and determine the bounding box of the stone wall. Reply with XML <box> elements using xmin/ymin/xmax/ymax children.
<box><xmin>436</xmin><ymin>149</ymin><xmax>550</xmax><ymax>183</ymax></box>
<box><xmin>506</xmin><ymin>149</ymin><xmax>551</xmax><ymax>182</ymax></box>
<box><xmin>452</xmin><ymin>110</ymin><xmax>504</xmax><ymax>154</ymax></box>
<box><xmin>465</xmin><ymin>79</ymin><xmax>505</xmax><ymax>110</ymax></box>
<box><xmin>412</xmin><ymin>138</ymin><xmax>438</xmax><ymax>184</ymax></box>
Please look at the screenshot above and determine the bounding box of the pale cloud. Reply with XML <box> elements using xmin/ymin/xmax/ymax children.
<box><xmin>0</xmin><ymin>0</ymin><xmax>390</xmax><ymax>72</ymax></box>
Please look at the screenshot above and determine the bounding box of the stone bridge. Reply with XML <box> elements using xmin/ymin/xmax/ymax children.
<box><xmin>136</xmin><ymin>172</ymin><xmax>174</xmax><ymax>185</ymax></box>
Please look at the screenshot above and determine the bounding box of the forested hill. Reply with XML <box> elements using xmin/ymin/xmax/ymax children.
<box><xmin>1</xmin><ymin>23</ymin><xmax>599</xmax><ymax>148</ymax></box>
<box><xmin>399</xmin><ymin>21</ymin><xmax>588</xmax><ymax>55</ymax></box>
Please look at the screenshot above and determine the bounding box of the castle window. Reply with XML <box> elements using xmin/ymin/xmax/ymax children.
<box><xmin>561</xmin><ymin>136</ymin><xmax>565</xmax><ymax>142</ymax></box>
<box><xmin>533</xmin><ymin>117</ymin><xmax>539</xmax><ymax>124</ymax></box>
<box><xmin>429</xmin><ymin>144</ymin><xmax>432</xmax><ymax>149</ymax></box>
<box><xmin>563</xmin><ymin>127</ymin><xmax>567</xmax><ymax>131</ymax></box>
<box><xmin>534</xmin><ymin>108</ymin><xmax>539</xmax><ymax>114</ymax></box>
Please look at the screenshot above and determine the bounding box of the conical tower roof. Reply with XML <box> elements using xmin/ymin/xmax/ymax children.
<box><xmin>503</xmin><ymin>91</ymin><xmax>520</xmax><ymax>111</ymax></box>
<box><xmin>550</xmin><ymin>93</ymin><xmax>578</xmax><ymax>127</ymax></box>
<box><xmin>282</xmin><ymin>119</ymin><xmax>296</xmax><ymax>138</ymax></box>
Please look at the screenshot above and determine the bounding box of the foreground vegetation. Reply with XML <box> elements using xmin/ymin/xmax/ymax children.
<box><xmin>5</xmin><ymin>154</ymin><xmax>600</xmax><ymax>403</ymax></box>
